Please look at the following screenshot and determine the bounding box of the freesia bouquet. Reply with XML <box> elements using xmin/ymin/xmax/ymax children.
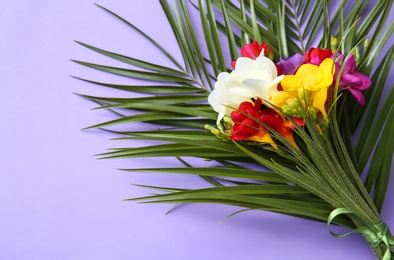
<box><xmin>74</xmin><ymin>1</ymin><xmax>393</xmax><ymax>258</ymax></box>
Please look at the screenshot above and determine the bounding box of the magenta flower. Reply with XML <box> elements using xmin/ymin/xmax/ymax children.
<box><xmin>277</xmin><ymin>53</ymin><xmax>305</xmax><ymax>75</ymax></box>
<box><xmin>335</xmin><ymin>54</ymin><xmax>371</xmax><ymax>105</ymax></box>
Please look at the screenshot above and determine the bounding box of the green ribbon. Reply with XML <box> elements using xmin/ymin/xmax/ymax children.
<box><xmin>328</xmin><ymin>208</ymin><xmax>394</xmax><ymax>260</ymax></box>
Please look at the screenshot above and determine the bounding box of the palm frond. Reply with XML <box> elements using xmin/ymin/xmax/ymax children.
<box><xmin>75</xmin><ymin>1</ymin><xmax>393</xmax><ymax>240</ymax></box>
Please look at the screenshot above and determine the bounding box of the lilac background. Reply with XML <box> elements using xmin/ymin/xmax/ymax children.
<box><xmin>0</xmin><ymin>1</ymin><xmax>392</xmax><ymax>259</ymax></box>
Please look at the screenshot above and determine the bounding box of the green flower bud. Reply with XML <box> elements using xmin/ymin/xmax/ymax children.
<box><xmin>282</xmin><ymin>105</ymin><xmax>299</xmax><ymax>117</ymax></box>
<box><xmin>223</xmin><ymin>116</ymin><xmax>234</xmax><ymax>129</ymax></box>
<box><xmin>331</xmin><ymin>36</ymin><xmax>338</xmax><ymax>52</ymax></box>
<box><xmin>364</xmin><ymin>39</ymin><xmax>370</xmax><ymax>50</ymax></box>
<box><xmin>294</xmin><ymin>98</ymin><xmax>310</xmax><ymax>117</ymax></box>
<box><xmin>293</xmin><ymin>98</ymin><xmax>303</xmax><ymax>110</ymax></box>
<box><xmin>309</xmin><ymin>108</ymin><xmax>317</xmax><ymax>121</ymax></box>
<box><xmin>355</xmin><ymin>48</ymin><xmax>360</xmax><ymax>62</ymax></box>
<box><xmin>204</xmin><ymin>124</ymin><xmax>229</xmax><ymax>141</ymax></box>
<box><xmin>350</xmin><ymin>47</ymin><xmax>360</xmax><ymax>62</ymax></box>
<box><xmin>298</xmin><ymin>89</ymin><xmax>313</xmax><ymax>106</ymax></box>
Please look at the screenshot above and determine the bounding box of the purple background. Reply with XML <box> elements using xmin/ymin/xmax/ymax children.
<box><xmin>0</xmin><ymin>1</ymin><xmax>392</xmax><ymax>259</ymax></box>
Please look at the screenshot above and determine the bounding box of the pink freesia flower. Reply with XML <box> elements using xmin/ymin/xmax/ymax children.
<box><xmin>334</xmin><ymin>54</ymin><xmax>371</xmax><ymax>105</ymax></box>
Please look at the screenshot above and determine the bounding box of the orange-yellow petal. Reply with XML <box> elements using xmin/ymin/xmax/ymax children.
<box><xmin>249</xmin><ymin>134</ymin><xmax>278</xmax><ymax>149</ymax></box>
<box><xmin>283</xmin><ymin>133</ymin><xmax>299</xmax><ymax>150</ymax></box>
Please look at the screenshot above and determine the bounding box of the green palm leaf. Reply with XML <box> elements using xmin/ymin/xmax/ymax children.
<box><xmin>75</xmin><ymin>3</ymin><xmax>393</xmax><ymax>256</ymax></box>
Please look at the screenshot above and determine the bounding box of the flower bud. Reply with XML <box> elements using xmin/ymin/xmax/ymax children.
<box><xmin>350</xmin><ymin>47</ymin><xmax>360</xmax><ymax>62</ymax></box>
<box><xmin>282</xmin><ymin>105</ymin><xmax>299</xmax><ymax>117</ymax></box>
<box><xmin>364</xmin><ymin>39</ymin><xmax>370</xmax><ymax>50</ymax></box>
<box><xmin>294</xmin><ymin>98</ymin><xmax>308</xmax><ymax>117</ymax></box>
<box><xmin>223</xmin><ymin>116</ymin><xmax>234</xmax><ymax>128</ymax></box>
<box><xmin>309</xmin><ymin>108</ymin><xmax>317</xmax><ymax>121</ymax></box>
<box><xmin>293</xmin><ymin>98</ymin><xmax>302</xmax><ymax>110</ymax></box>
<box><xmin>205</xmin><ymin>125</ymin><xmax>228</xmax><ymax>140</ymax></box>
<box><xmin>297</xmin><ymin>89</ymin><xmax>313</xmax><ymax>106</ymax></box>
<box><xmin>331</xmin><ymin>36</ymin><xmax>338</xmax><ymax>52</ymax></box>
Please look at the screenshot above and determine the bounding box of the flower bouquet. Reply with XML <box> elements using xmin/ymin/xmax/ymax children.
<box><xmin>74</xmin><ymin>1</ymin><xmax>393</xmax><ymax>258</ymax></box>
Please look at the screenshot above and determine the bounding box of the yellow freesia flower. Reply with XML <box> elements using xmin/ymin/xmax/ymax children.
<box><xmin>269</xmin><ymin>58</ymin><xmax>335</xmax><ymax>117</ymax></box>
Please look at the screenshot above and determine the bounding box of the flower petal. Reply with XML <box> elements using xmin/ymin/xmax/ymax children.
<box><xmin>277</xmin><ymin>53</ymin><xmax>305</xmax><ymax>74</ymax></box>
<box><xmin>352</xmin><ymin>72</ymin><xmax>371</xmax><ymax>90</ymax></box>
<box><xmin>319</xmin><ymin>58</ymin><xmax>335</xmax><ymax>76</ymax></box>
<box><xmin>286</xmin><ymin>117</ymin><xmax>305</xmax><ymax>128</ymax></box>
<box><xmin>281</xmin><ymin>75</ymin><xmax>299</xmax><ymax>91</ymax></box>
<box><xmin>340</xmin><ymin>73</ymin><xmax>361</xmax><ymax>88</ymax></box>
<box><xmin>312</xmin><ymin>88</ymin><xmax>328</xmax><ymax>117</ymax></box>
<box><xmin>343</xmin><ymin>55</ymin><xmax>356</xmax><ymax>73</ymax></box>
<box><xmin>348</xmin><ymin>88</ymin><xmax>365</xmax><ymax>105</ymax></box>
<box><xmin>261</xmin><ymin>115</ymin><xmax>288</xmax><ymax>136</ymax></box>
<box><xmin>240</xmin><ymin>40</ymin><xmax>261</xmax><ymax>59</ymax></box>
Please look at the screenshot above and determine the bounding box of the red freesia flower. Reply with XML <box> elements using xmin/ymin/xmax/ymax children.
<box><xmin>230</xmin><ymin>99</ymin><xmax>304</xmax><ymax>149</ymax></box>
<box><xmin>230</xmin><ymin>99</ymin><xmax>274</xmax><ymax>145</ymax></box>
<box><xmin>304</xmin><ymin>48</ymin><xmax>333</xmax><ymax>66</ymax></box>
<box><xmin>260</xmin><ymin>109</ymin><xmax>304</xmax><ymax>149</ymax></box>
<box><xmin>231</xmin><ymin>41</ymin><xmax>274</xmax><ymax>69</ymax></box>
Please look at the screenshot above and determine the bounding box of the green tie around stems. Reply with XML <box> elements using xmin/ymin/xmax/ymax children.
<box><xmin>328</xmin><ymin>208</ymin><xmax>394</xmax><ymax>260</ymax></box>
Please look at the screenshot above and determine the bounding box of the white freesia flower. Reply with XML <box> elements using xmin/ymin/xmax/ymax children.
<box><xmin>208</xmin><ymin>51</ymin><xmax>284</xmax><ymax>124</ymax></box>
